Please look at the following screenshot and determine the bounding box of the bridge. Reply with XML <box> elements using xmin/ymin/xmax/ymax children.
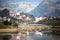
<box><xmin>18</xmin><ymin>24</ymin><xmax>52</xmax><ymax>31</ymax></box>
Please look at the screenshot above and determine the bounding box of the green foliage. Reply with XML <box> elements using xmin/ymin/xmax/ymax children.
<box><xmin>2</xmin><ymin>9</ymin><xmax>9</xmax><ymax>17</ymax></box>
<box><xmin>0</xmin><ymin>23</ymin><xmax>10</xmax><ymax>28</ymax></box>
<box><xmin>0</xmin><ymin>20</ymin><xmax>12</xmax><ymax>28</ymax></box>
<box><xmin>29</xmin><ymin>14</ymin><xmax>35</xmax><ymax>21</ymax></box>
<box><xmin>19</xmin><ymin>19</ymin><xmax>30</xmax><ymax>23</ymax></box>
<box><xmin>3</xmin><ymin>21</ymin><xmax>12</xmax><ymax>25</ymax></box>
<box><xmin>13</xmin><ymin>22</ymin><xmax>18</xmax><ymax>28</ymax></box>
<box><xmin>0</xmin><ymin>9</ymin><xmax>9</xmax><ymax>17</ymax></box>
<box><xmin>37</xmin><ymin>18</ymin><xmax>52</xmax><ymax>25</ymax></box>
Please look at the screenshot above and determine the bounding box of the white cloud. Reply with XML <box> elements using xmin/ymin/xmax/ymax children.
<box><xmin>26</xmin><ymin>8</ymin><xmax>32</xmax><ymax>12</ymax></box>
<box><xmin>0</xmin><ymin>2</ymin><xmax>39</xmax><ymax>13</ymax></box>
<box><xmin>18</xmin><ymin>2</ymin><xmax>38</xmax><ymax>13</ymax></box>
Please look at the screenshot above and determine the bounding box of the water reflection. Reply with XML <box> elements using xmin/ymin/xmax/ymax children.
<box><xmin>0</xmin><ymin>32</ymin><xmax>60</xmax><ymax>40</ymax></box>
<box><xmin>10</xmin><ymin>32</ymin><xmax>60</xmax><ymax>40</ymax></box>
<box><xmin>35</xmin><ymin>31</ymin><xmax>43</xmax><ymax>36</ymax></box>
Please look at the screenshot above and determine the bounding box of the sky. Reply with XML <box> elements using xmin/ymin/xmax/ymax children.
<box><xmin>0</xmin><ymin>0</ymin><xmax>43</xmax><ymax>13</ymax></box>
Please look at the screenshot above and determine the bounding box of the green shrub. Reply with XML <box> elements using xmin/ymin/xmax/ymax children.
<box><xmin>3</xmin><ymin>21</ymin><xmax>12</xmax><ymax>25</ymax></box>
<box><xmin>0</xmin><ymin>23</ymin><xmax>10</xmax><ymax>28</ymax></box>
<box><xmin>13</xmin><ymin>22</ymin><xmax>18</xmax><ymax>28</ymax></box>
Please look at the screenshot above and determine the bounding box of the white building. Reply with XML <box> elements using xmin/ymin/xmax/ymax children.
<box><xmin>26</xmin><ymin>16</ymin><xmax>31</xmax><ymax>20</ymax></box>
<box><xmin>35</xmin><ymin>17</ymin><xmax>47</xmax><ymax>22</ymax></box>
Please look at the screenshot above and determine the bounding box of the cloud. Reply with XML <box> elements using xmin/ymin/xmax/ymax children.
<box><xmin>18</xmin><ymin>2</ymin><xmax>38</xmax><ymax>13</ymax></box>
<box><xmin>0</xmin><ymin>2</ymin><xmax>38</xmax><ymax>13</ymax></box>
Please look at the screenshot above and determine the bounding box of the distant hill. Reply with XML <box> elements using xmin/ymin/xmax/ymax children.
<box><xmin>37</xmin><ymin>17</ymin><xmax>60</xmax><ymax>26</ymax></box>
<box><xmin>29</xmin><ymin>0</ymin><xmax>60</xmax><ymax>17</ymax></box>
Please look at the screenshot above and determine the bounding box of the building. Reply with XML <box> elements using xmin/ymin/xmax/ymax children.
<box><xmin>35</xmin><ymin>16</ymin><xmax>47</xmax><ymax>22</ymax></box>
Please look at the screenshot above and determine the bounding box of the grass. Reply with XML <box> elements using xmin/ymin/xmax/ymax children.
<box><xmin>0</xmin><ymin>23</ymin><xmax>10</xmax><ymax>29</ymax></box>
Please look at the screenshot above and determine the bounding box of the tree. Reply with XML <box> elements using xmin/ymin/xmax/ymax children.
<box><xmin>29</xmin><ymin>14</ymin><xmax>35</xmax><ymax>22</ymax></box>
<box><xmin>3</xmin><ymin>20</ymin><xmax>12</xmax><ymax>25</ymax></box>
<box><xmin>2</xmin><ymin>9</ymin><xmax>9</xmax><ymax>17</ymax></box>
<box><xmin>0</xmin><ymin>10</ymin><xmax>2</xmax><ymax>16</ymax></box>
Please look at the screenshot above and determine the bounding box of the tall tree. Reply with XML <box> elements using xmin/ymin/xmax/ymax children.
<box><xmin>2</xmin><ymin>9</ymin><xmax>9</xmax><ymax>17</ymax></box>
<box><xmin>0</xmin><ymin>10</ymin><xmax>2</xmax><ymax>17</ymax></box>
<box><xmin>29</xmin><ymin>15</ymin><xmax>35</xmax><ymax>22</ymax></box>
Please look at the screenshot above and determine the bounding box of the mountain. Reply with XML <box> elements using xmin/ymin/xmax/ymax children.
<box><xmin>29</xmin><ymin>0</ymin><xmax>60</xmax><ymax>17</ymax></box>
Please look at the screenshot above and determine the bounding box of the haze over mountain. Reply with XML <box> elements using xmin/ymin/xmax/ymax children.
<box><xmin>29</xmin><ymin>0</ymin><xmax>60</xmax><ymax>17</ymax></box>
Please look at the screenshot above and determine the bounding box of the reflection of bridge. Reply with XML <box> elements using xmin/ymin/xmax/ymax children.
<box><xmin>0</xmin><ymin>30</ymin><xmax>43</xmax><ymax>36</ymax></box>
<box><xmin>19</xmin><ymin>31</ymin><xmax>43</xmax><ymax>36</ymax></box>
